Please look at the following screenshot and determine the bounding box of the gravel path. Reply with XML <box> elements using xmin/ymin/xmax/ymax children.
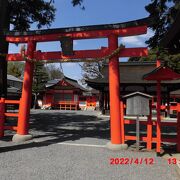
<box><xmin>0</xmin><ymin>110</ymin><xmax>179</xmax><ymax>180</ymax></box>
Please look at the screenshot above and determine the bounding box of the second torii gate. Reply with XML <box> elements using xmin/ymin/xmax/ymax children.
<box><xmin>5</xmin><ymin>18</ymin><xmax>149</xmax><ymax>148</ymax></box>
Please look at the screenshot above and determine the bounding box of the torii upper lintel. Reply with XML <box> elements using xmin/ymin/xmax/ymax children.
<box><xmin>5</xmin><ymin>17</ymin><xmax>151</xmax><ymax>43</ymax></box>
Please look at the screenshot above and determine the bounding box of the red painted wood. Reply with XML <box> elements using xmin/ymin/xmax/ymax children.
<box><xmin>6</xmin><ymin>47</ymin><xmax>148</xmax><ymax>61</ymax></box>
<box><xmin>156</xmin><ymin>59</ymin><xmax>161</xmax><ymax>67</ymax></box>
<box><xmin>43</xmin><ymin>93</ymin><xmax>53</xmax><ymax>105</ymax></box>
<box><xmin>156</xmin><ymin>81</ymin><xmax>162</xmax><ymax>153</ymax></box>
<box><xmin>0</xmin><ymin>98</ymin><xmax>5</xmax><ymax>137</ymax></box>
<box><xmin>108</xmin><ymin>34</ymin><xmax>122</xmax><ymax>144</ymax></box>
<box><xmin>177</xmin><ymin>112</ymin><xmax>180</xmax><ymax>152</ymax></box>
<box><xmin>124</xmin><ymin>119</ymin><xmax>177</xmax><ymax>127</ymax></box>
<box><xmin>124</xmin><ymin>119</ymin><xmax>147</xmax><ymax>125</ymax></box>
<box><xmin>147</xmin><ymin>103</ymin><xmax>152</xmax><ymax>150</ymax></box>
<box><xmin>5</xmin><ymin>100</ymin><xmax>20</xmax><ymax>104</ymax></box>
<box><xmin>120</xmin><ymin>101</ymin><xmax>125</xmax><ymax>144</ymax></box>
<box><xmin>6</xmin><ymin>26</ymin><xmax>147</xmax><ymax>43</ymax></box>
<box><xmin>86</xmin><ymin>96</ymin><xmax>97</xmax><ymax>107</ymax></box>
<box><xmin>5</xmin><ymin>113</ymin><xmax>19</xmax><ymax>117</ymax></box>
<box><xmin>125</xmin><ymin>136</ymin><xmax>177</xmax><ymax>143</ymax></box>
<box><xmin>125</xmin><ymin>135</ymin><xmax>148</xmax><ymax>141</ymax></box>
<box><xmin>144</xmin><ymin>66</ymin><xmax>180</xmax><ymax>81</ymax></box>
<box><xmin>4</xmin><ymin>126</ymin><xmax>17</xmax><ymax>131</ymax></box>
<box><xmin>17</xmin><ymin>41</ymin><xmax>36</xmax><ymax>135</ymax></box>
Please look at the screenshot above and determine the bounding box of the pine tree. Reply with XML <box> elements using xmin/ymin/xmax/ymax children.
<box><xmin>129</xmin><ymin>1</ymin><xmax>180</xmax><ymax>73</ymax></box>
<box><xmin>145</xmin><ymin>0</ymin><xmax>180</xmax><ymax>48</ymax></box>
<box><xmin>46</xmin><ymin>64</ymin><xmax>64</xmax><ymax>80</ymax></box>
<box><xmin>128</xmin><ymin>48</ymin><xmax>180</xmax><ymax>73</ymax></box>
<box><xmin>32</xmin><ymin>61</ymin><xmax>49</xmax><ymax>108</ymax></box>
<box><xmin>7</xmin><ymin>62</ymin><xmax>24</xmax><ymax>78</ymax></box>
<box><xmin>0</xmin><ymin>0</ymin><xmax>84</xmax><ymax>97</ymax></box>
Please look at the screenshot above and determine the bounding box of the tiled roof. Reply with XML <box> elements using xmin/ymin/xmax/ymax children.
<box><xmin>86</xmin><ymin>62</ymin><xmax>180</xmax><ymax>84</ymax></box>
<box><xmin>46</xmin><ymin>76</ymin><xmax>86</xmax><ymax>91</ymax></box>
<box><xmin>7</xmin><ymin>86</ymin><xmax>20</xmax><ymax>93</ymax></box>
<box><xmin>7</xmin><ymin>74</ymin><xmax>23</xmax><ymax>82</ymax></box>
<box><xmin>86</xmin><ymin>62</ymin><xmax>180</xmax><ymax>93</ymax></box>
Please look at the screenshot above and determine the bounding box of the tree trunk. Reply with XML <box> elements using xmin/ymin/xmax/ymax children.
<box><xmin>99</xmin><ymin>90</ymin><xmax>105</xmax><ymax>114</ymax></box>
<box><xmin>33</xmin><ymin>93</ymin><xmax>38</xmax><ymax>109</ymax></box>
<box><xmin>0</xmin><ymin>0</ymin><xmax>10</xmax><ymax>98</ymax></box>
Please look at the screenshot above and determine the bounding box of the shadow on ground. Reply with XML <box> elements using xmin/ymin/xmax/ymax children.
<box><xmin>0</xmin><ymin>110</ymin><xmax>110</xmax><ymax>153</ymax></box>
<box><xmin>0</xmin><ymin>110</ymin><xmax>178</xmax><ymax>155</ymax></box>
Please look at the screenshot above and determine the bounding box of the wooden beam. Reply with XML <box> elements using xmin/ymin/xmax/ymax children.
<box><xmin>6</xmin><ymin>47</ymin><xmax>148</xmax><ymax>61</ymax></box>
<box><xmin>6</xmin><ymin>26</ymin><xmax>147</xmax><ymax>43</ymax></box>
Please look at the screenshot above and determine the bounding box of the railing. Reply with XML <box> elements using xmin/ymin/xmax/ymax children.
<box><xmin>0</xmin><ymin>98</ymin><xmax>20</xmax><ymax>137</ymax></box>
<box><xmin>54</xmin><ymin>101</ymin><xmax>79</xmax><ymax>110</ymax></box>
<box><xmin>122</xmin><ymin>102</ymin><xmax>180</xmax><ymax>152</ymax></box>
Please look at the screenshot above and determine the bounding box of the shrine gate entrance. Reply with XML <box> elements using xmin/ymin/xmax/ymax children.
<box><xmin>1</xmin><ymin>18</ymin><xmax>149</xmax><ymax>149</ymax></box>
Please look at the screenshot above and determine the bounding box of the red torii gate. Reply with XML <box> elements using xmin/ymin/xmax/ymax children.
<box><xmin>5</xmin><ymin>18</ymin><xmax>148</xmax><ymax>147</ymax></box>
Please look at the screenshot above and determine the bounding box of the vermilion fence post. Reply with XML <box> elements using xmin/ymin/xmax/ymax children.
<box><xmin>0</xmin><ymin>98</ymin><xmax>5</xmax><ymax>137</ymax></box>
<box><xmin>177</xmin><ymin>111</ymin><xmax>180</xmax><ymax>152</ymax></box>
<box><xmin>147</xmin><ymin>102</ymin><xmax>152</xmax><ymax>150</ymax></box>
<box><xmin>156</xmin><ymin>59</ymin><xmax>161</xmax><ymax>67</ymax></box>
<box><xmin>120</xmin><ymin>101</ymin><xmax>125</xmax><ymax>144</ymax></box>
<box><xmin>156</xmin><ymin>80</ymin><xmax>161</xmax><ymax>154</ymax></box>
<box><xmin>156</xmin><ymin>60</ymin><xmax>161</xmax><ymax>154</ymax></box>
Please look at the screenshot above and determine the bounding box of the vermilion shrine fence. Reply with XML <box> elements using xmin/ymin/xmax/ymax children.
<box><xmin>121</xmin><ymin>102</ymin><xmax>180</xmax><ymax>152</ymax></box>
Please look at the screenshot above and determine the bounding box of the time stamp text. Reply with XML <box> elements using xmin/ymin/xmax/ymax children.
<box><xmin>110</xmin><ymin>157</ymin><xmax>180</xmax><ymax>165</ymax></box>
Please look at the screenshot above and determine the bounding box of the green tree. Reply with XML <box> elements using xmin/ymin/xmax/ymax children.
<box><xmin>128</xmin><ymin>48</ymin><xmax>158</xmax><ymax>62</ymax></box>
<box><xmin>46</xmin><ymin>64</ymin><xmax>64</xmax><ymax>80</ymax></box>
<box><xmin>7</xmin><ymin>62</ymin><xmax>24</xmax><ymax>78</ymax></box>
<box><xmin>131</xmin><ymin>1</ymin><xmax>180</xmax><ymax>73</ymax></box>
<box><xmin>145</xmin><ymin>0</ymin><xmax>180</xmax><ymax>48</ymax></box>
<box><xmin>32</xmin><ymin>61</ymin><xmax>49</xmax><ymax>108</ymax></box>
<box><xmin>0</xmin><ymin>1</ymin><xmax>9</xmax><ymax>97</ymax></box>
<box><xmin>128</xmin><ymin>48</ymin><xmax>180</xmax><ymax>73</ymax></box>
<box><xmin>0</xmin><ymin>0</ymin><xmax>84</xmax><ymax>97</ymax></box>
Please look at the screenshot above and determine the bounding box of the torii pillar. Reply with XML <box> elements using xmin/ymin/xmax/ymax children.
<box><xmin>12</xmin><ymin>41</ymin><xmax>36</xmax><ymax>142</ymax></box>
<box><xmin>106</xmin><ymin>34</ymin><xmax>127</xmax><ymax>150</ymax></box>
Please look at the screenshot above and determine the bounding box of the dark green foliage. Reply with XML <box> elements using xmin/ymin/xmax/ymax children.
<box><xmin>0</xmin><ymin>0</ymin><xmax>84</xmax><ymax>31</ymax></box>
<box><xmin>129</xmin><ymin>48</ymin><xmax>158</xmax><ymax>62</ymax></box>
<box><xmin>128</xmin><ymin>48</ymin><xmax>180</xmax><ymax>73</ymax></box>
<box><xmin>141</xmin><ymin>1</ymin><xmax>180</xmax><ymax>73</ymax></box>
<box><xmin>71</xmin><ymin>0</ymin><xmax>85</xmax><ymax>9</ymax></box>
<box><xmin>8</xmin><ymin>0</ymin><xmax>84</xmax><ymax>31</ymax></box>
<box><xmin>145</xmin><ymin>0</ymin><xmax>180</xmax><ymax>48</ymax></box>
<box><xmin>33</xmin><ymin>61</ymin><xmax>48</xmax><ymax>94</ymax></box>
<box><xmin>32</xmin><ymin>61</ymin><xmax>49</xmax><ymax>108</ymax></box>
<box><xmin>166</xmin><ymin>54</ymin><xmax>180</xmax><ymax>73</ymax></box>
<box><xmin>0</xmin><ymin>0</ymin><xmax>56</xmax><ymax>31</ymax></box>
<box><xmin>7</xmin><ymin>62</ymin><xmax>24</xmax><ymax>78</ymax></box>
<box><xmin>0</xmin><ymin>0</ymin><xmax>83</xmax><ymax>97</ymax></box>
<box><xmin>46</xmin><ymin>64</ymin><xmax>64</xmax><ymax>80</ymax></box>
<box><xmin>8</xmin><ymin>0</ymin><xmax>56</xmax><ymax>31</ymax></box>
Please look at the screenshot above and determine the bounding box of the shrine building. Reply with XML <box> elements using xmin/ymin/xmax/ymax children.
<box><xmin>42</xmin><ymin>76</ymin><xmax>99</xmax><ymax>110</ymax></box>
<box><xmin>86</xmin><ymin>61</ymin><xmax>180</xmax><ymax>114</ymax></box>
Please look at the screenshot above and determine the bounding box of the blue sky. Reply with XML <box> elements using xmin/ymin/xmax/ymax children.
<box><xmin>9</xmin><ymin>0</ymin><xmax>153</xmax><ymax>81</ymax></box>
